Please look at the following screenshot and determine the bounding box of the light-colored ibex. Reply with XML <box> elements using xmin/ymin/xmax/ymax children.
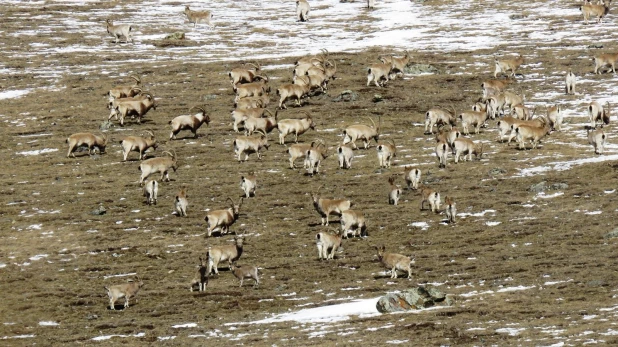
<box><xmin>234</xmin><ymin>95</ymin><xmax>270</xmax><ymax>109</ymax></box>
<box><xmin>296</xmin><ymin>0</ymin><xmax>310</xmax><ymax>22</ymax></box>
<box><xmin>580</xmin><ymin>0</ymin><xmax>611</xmax><ymax>24</ymax></box>
<box><xmin>388</xmin><ymin>176</ymin><xmax>402</xmax><ymax>206</ymax></box>
<box><xmin>336</xmin><ymin>144</ymin><xmax>354</xmax><ymax>169</ymax></box>
<box><xmin>139</xmin><ymin>150</ymin><xmax>178</xmax><ymax>185</ymax></box>
<box><xmin>547</xmin><ymin>105</ymin><xmax>563</xmax><ymax>131</ymax></box>
<box><xmin>340</xmin><ymin>210</ymin><xmax>367</xmax><ymax>238</ymax></box>
<box><xmin>367</xmin><ymin>61</ymin><xmax>394</xmax><ymax>87</ymax></box>
<box><xmin>108</xmin><ymin>75</ymin><xmax>141</xmax><ymax>100</ymax></box>
<box><xmin>305</xmin><ymin>141</ymin><xmax>329</xmax><ymax>176</ymax></box>
<box><xmin>143</xmin><ymin>179</ymin><xmax>158</xmax><ymax>205</ymax></box>
<box><xmin>243</xmin><ymin>109</ymin><xmax>278</xmax><ymax>135</ymax></box>
<box><xmin>233</xmin><ymin>133</ymin><xmax>270</xmax><ymax>162</ymax></box>
<box><xmin>425</xmin><ymin>106</ymin><xmax>457</xmax><ymax>134</ymax></box>
<box><xmin>444</xmin><ymin>196</ymin><xmax>456</xmax><ymax>224</ymax></box>
<box><xmin>316</xmin><ymin>231</ymin><xmax>343</xmax><ymax>260</ymax></box>
<box><xmin>379</xmin><ymin>50</ymin><xmax>410</xmax><ymax>79</ymax></box>
<box><xmin>229</xmin><ymin>63</ymin><xmax>264</xmax><ymax>86</ymax></box>
<box><xmin>230</xmin><ymin>263</ymin><xmax>260</xmax><ymax>287</ymax></box>
<box><xmin>565</xmin><ymin>69</ymin><xmax>576</xmax><ymax>94</ymax></box>
<box><xmin>481</xmin><ymin>79</ymin><xmax>511</xmax><ymax>100</ymax></box>
<box><xmin>277</xmin><ymin>111</ymin><xmax>315</xmax><ymax>144</ymax></box>
<box><xmin>512</xmin><ymin>104</ymin><xmax>536</xmax><ymax>121</ymax></box>
<box><xmin>504</xmin><ymin>117</ymin><xmax>547</xmax><ymax>145</ymax></box>
<box><xmin>420</xmin><ymin>186</ymin><xmax>440</xmax><ymax>212</ymax></box>
<box><xmin>311</xmin><ymin>185</ymin><xmax>352</xmax><ymax>226</ymax></box>
<box><xmin>184</xmin><ymin>5</ymin><xmax>214</xmax><ymax>28</ymax></box>
<box><xmin>66</xmin><ymin>133</ymin><xmax>108</xmax><ymax>158</ymax></box>
<box><xmin>404</xmin><ymin>167</ymin><xmax>421</xmax><ymax>190</ymax></box>
<box><xmin>207</xmin><ymin>234</ymin><xmax>244</xmax><ymax>275</ymax></box>
<box><xmin>231</xmin><ymin>106</ymin><xmax>270</xmax><ymax>133</ymax></box>
<box><xmin>453</xmin><ymin>138</ymin><xmax>484</xmax><ymax>163</ymax></box>
<box><xmin>588</xmin><ymin>128</ymin><xmax>607</xmax><ymax>154</ymax></box>
<box><xmin>458</xmin><ymin>110</ymin><xmax>487</xmax><ymax>135</ymax></box>
<box><xmin>109</xmin><ymin>92</ymin><xmax>157</xmax><ymax>126</ymax></box>
<box><xmin>120</xmin><ymin>130</ymin><xmax>157</xmax><ymax>161</ymax></box>
<box><xmin>593</xmin><ymin>53</ymin><xmax>618</xmax><ymax>74</ymax></box>
<box><xmin>435</xmin><ymin>126</ymin><xmax>461</xmax><ymax>154</ymax></box>
<box><xmin>189</xmin><ymin>257</ymin><xmax>208</xmax><ymax>292</ymax></box>
<box><xmin>104</xmin><ymin>277</ymin><xmax>144</xmax><ymax>310</ymax></box>
<box><xmin>589</xmin><ymin>101</ymin><xmax>611</xmax><ymax>128</ymax></box>
<box><xmin>286</xmin><ymin>141</ymin><xmax>319</xmax><ymax>169</ymax></box>
<box><xmin>343</xmin><ymin>116</ymin><xmax>381</xmax><ymax>149</ymax></box>
<box><xmin>169</xmin><ymin>105</ymin><xmax>211</xmax><ymax>140</ymax></box>
<box><xmin>277</xmin><ymin>76</ymin><xmax>311</xmax><ymax>109</ymax></box>
<box><xmin>375</xmin><ymin>246</ymin><xmax>413</xmax><ymax>279</ymax></box>
<box><xmin>435</xmin><ymin>141</ymin><xmax>448</xmax><ymax>168</ymax></box>
<box><xmin>240</xmin><ymin>173</ymin><xmax>257</xmax><ymax>198</ymax></box>
<box><xmin>235</xmin><ymin>79</ymin><xmax>270</xmax><ymax>103</ymax></box>
<box><xmin>514</xmin><ymin>117</ymin><xmax>550</xmax><ymax>150</ymax></box>
<box><xmin>494</xmin><ymin>54</ymin><xmax>524</xmax><ymax>78</ymax></box>
<box><xmin>204</xmin><ymin>198</ymin><xmax>243</xmax><ymax>237</ymax></box>
<box><xmin>376</xmin><ymin>138</ymin><xmax>396</xmax><ymax>168</ymax></box>
<box><xmin>106</xmin><ymin>19</ymin><xmax>133</xmax><ymax>43</ymax></box>
<box><xmin>175</xmin><ymin>187</ymin><xmax>188</xmax><ymax>217</ymax></box>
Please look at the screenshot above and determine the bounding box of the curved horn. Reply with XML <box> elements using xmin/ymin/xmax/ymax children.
<box><xmin>256</xmin><ymin>99</ymin><xmax>264</xmax><ymax>108</ymax></box>
<box><xmin>130</xmin><ymin>87</ymin><xmax>143</xmax><ymax>94</ymax></box>
<box><xmin>314</xmin><ymin>184</ymin><xmax>324</xmax><ymax>196</ymax></box>
<box><xmin>263</xmin><ymin>109</ymin><xmax>274</xmax><ymax>118</ymax></box>
<box><xmin>366</xmin><ymin>117</ymin><xmax>376</xmax><ymax>129</ymax></box>
<box><xmin>246</xmin><ymin>63</ymin><xmax>259</xmax><ymax>71</ymax></box>
<box><xmin>129</xmin><ymin>75</ymin><xmax>141</xmax><ymax>84</ymax></box>
<box><xmin>388</xmin><ymin>138</ymin><xmax>396</xmax><ymax>147</ymax></box>
<box><xmin>162</xmin><ymin>150</ymin><xmax>174</xmax><ymax>158</ymax></box>
<box><xmin>256</xmin><ymin>129</ymin><xmax>267</xmax><ymax>136</ymax></box>
<box><xmin>189</xmin><ymin>105</ymin><xmax>206</xmax><ymax>114</ymax></box>
<box><xmin>320</xmin><ymin>48</ymin><xmax>329</xmax><ymax>57</ymax></box>
<box><xmin>144</xmin><ymin>130</ymin><xmax>155</xmax><ymax>138</ymax></box>
<box><xmin>227</xmin><ymin>197</ymin><xmax>235</xmax><ymax>207</ymax></box>
<box><xmin>141</xmin><ymin>91</ymin><xmax>154</xmax><ymax>99</ymax></box>
<box><xmin>300</xmin><ymin>110</ymin><xmax>312</xmax><ymax>119</ymax></box>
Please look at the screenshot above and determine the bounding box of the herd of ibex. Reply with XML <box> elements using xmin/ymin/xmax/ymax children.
<box><xmin>69</xmin><ymin>2</ymin><xmax>616</xmax><ymax>307</ymax></box>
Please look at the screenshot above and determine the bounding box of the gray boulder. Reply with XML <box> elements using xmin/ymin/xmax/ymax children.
<box><xmin>376</xmin><ymin>286</ymin><xmax>451</xmax><ymax>313</ymax></box>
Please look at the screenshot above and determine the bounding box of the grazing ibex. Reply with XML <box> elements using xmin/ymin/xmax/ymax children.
<box><xmin>336</xmin><ymin>144</ymin><xmax>354</xmax><ymax>169</ymax></box>
<box><xmin>175</xmin><ymin>187</ymin><xmax>188</xmax><ymax>217</ymax></box>
<box><xmin>425</xmin><ymin>106</ymin><xmax>457</xmax><ymax>134</ymax></box>
<box><xmin>240</xmin><ymin>173</ymin><xmax>257</xmax><ymax>198</ymax></box>
<box><xmin>66</xmin><ymin>133</ymin><xmax>108</xmax><ymax>158</ymax></box>
<box><xmin>277</xmin><ymin>111</ymin><xmax>315</xmax><ymax>144</ymax></box>
<box><xmin>234</xmin><ymin>95</ymin><xmax>270</xmax><ymax>109</ymax></box>
<box><xmin>404</xmin><ymin>167</ymin><xmax>421</xmax><ymax>190</ymax></box>
<box><xmin>311</xmin><ymin>186</ymin><xmax>352</xmax><ymax>226</ymax></box>
<box><xmin>547</xmin><ymin>105</ymin><xmax>563</xmax><ymax>131</ymax></box>
<box><xmin>305</xmin><ymin>141</ymin><xmax>329</xmax><ymax>176</ymax></box>
<box><xmin>139</xmin><ymin>150</ymin><xmax>178</xmax><ymax>184</ymax></box>
<box><xmin>377</xmin><ymin>139</ymin><xmax>397</xmax><ymax>168</ymax></box>
<box><xmin>580</xmin><ymin>0</ymin><xmax>611</xmax><ymax>24</ymax></box>
<box><xmin>512</xmin><ymin>104</ymin><xmax>536</xmax><ymax>121</ymax></box>
<box><xmin>375</xmin><ymin>246</ymin><xmax>413</xmax><ymax>279</ymax></box>
<box><xmin>420</xmin><ymin>187</ymin><xmax>440</xmax><ymax>212</ymax></box>
<box><xmin>481</xmin><ymin>79</ymin><xmax>510</xmax><ymax>100</ymax></box>
<box><xmin>230</xmin><ymin>263</ymin><xmax>260</xmax><ymax>287</ymax></box>
<box><xmin>189</xmin><ymin>257</ymin><xmax>208</xmax><ymax>292</ymax></box>
<box><xmin>104</xmin><ymin>277</ymin><xmax>144</xmax><ymax>310</ymax></box>
<box><xmin>108</xmin><ymin>75</ymin><xmax>141</xmax><ymax>100</ymax></box>
<box><xmin>296</xmin><ymin>0</ymin><xmax>310</xmax><ymax>22</ymax></box>
<box><xmin>106</xmin><ymin>19</ymin><xmax>133</xmax><ymax>43</ymax></box>
<box><xmin>588</xmin><ymin>128</ymin><xmax>607</xmax><ymax>154</ymax></box>
<box><xmin>453</xmin><ymin>138</ymin><xmax>484</xmax><ymax>163</ymax></box>
<box><xmin>120</xmin><ymin>130</ymin><xmax>157</xmax><ymax>161</ymax></box>
<box><xmin>204</xmin><ymin>198</ymin><xmax>243</xmax><ymax>237</ymax></box>
<box><xmin>235</xmin><ymin>79</ymin><xmax>270</xmax><ymax>103</ymax></box>
<box><xmin>444</xmin><ymin>196</ymin><xmax>456</xmax><ymax>224</ymax></box>
<box><xmin>589</xmin><ymin>101</ymin><xmax>611</xmax><ymax>128</ymax></box>
<box><xmin>593</xmin><ymin>53</ymin><xmax>618</xmax><ymax>74</ymax></box>
<box><xmin>169</xmin><ymin>105</ymin><xmax>210</xmax><ymax>140</ymax></box>
<box><xmin>379</xmin><ymin>50</ymin><xmax>410</xmax><ymax>79</ymax></box>
<box><xmin>565</xmin><ymin>69</ymin><xmax>576</xmax><ymax>94</ymax></box>
<box><xmin>286</xmin><ymin>141</ymin><xmax>318</xmax><ymax>169</ymax></box>
<box><xmin>207</xmin><ymin>234</ymin><xmax>244</xmax><ymax>275</ymax></box>
<box><xmin>231</xmin><ymin>106</ymin><xmax>270</xmax><ymax>133</ymax></box>
<box><xmin>316</xmin><ymin>231</ymin><xmax>343</xmax><ymax>260</ymax></box>
<box><xmin>143</xmin><ymin>180</ymin><xmax>158</xmax><ymax>205</ymax></box>
<box><xmin>388</xmin><ymin>176</ymin><xmax>402</xmax><ymax>206</ymax></box>
<box><xmin>109</xmin><ymin>92</ymin><xmax>157</xmax><ymax>126</ymax></box>
<box><xmin>184</xmin><ymin>5</ymin><xmax>213</xmax><ymax>28</ymax></box>
<box><xmin>494</xmin><ymin>54</ymin><xmax>524</xmax><ymax>78</ymax></box>
<box><xmin>234</xmin><ymin>134</ymin><xmax>270</xmax><ymax>162</ymax></box>
<box><xmin>340</xmin><ymin>210</ymin><xmax>367</xmax><ymax>238</ymax></box>
<box><xmin>343</xmin><ymin>117</ymin><xmax>381</xmax><ymax>149</ymax></box>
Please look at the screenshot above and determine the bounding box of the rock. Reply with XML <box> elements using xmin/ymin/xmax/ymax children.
<box><xmin>99</xmin><ymin>121</ymin><xmax>113</xmax><ymax>131</ymax></box>
<box><xmin>403</xmin><ymin>64</ymin><xmax>438</xmax><ymax>75</ymax></box>
<box><xmin>528</xmin><ymin>181</ymin><xmax>547</xmax><ymax>193</ymax></box>
<box><xmin>588</xmin><ymin>44</ymin><xmax>603</xmax><ymax>49</ymax></box>
<box><xmin>488</xmin><ymin>168</ymin><xmax>507</xmax><ymax>176</ymax></box>
<box><xmin>90</xmin><ymin>205</ymin><xmax>106</xmax><ymax>216</ymax></box>
<box><xmin>376</xmin><ymin>286</ymin><xmax>449</xmax><ymax>313</ymax></box>
<box><xmin>605</xmin><ymin>228</ymin><xmax>618</xmax><ymax>239</ymax></box>
<box><xmin>372</xmin><ymin>94</ymin><xmax>383</xmax><ymax>103</ymax></box>
<box><xmin>333</xmin><ymin>90</ymin><xmax>359</xmax><ymax>102</ymax></box>
<box><xmin>164</xmin><ymin>32</ymin><xmax>185</xmax><ymax>40</ymax></box>
<box><xmin>509</xmin><ymin>14</ymin><xmax>527</xmax><ymax>20</ymax></box>
<box><xmin>550</xmin><ymin>183</ymin><xmax>568</xmax><ymax>190</ymax></box>
<box><xmin>202</xmin><ymin>94</ymin><xmax>218</xmax><ymax>101</ymax></box>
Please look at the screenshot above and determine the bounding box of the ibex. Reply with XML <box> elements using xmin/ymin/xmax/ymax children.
<box><xmin>514</xmin><ymin>117</ymin><xmax>551</xmax><ymax>150</ymax></box>
<box><xmin>588</xmin><ymin>128</ymin><xmax>607</xmax><ymax>154</ymax></box>
<box><xmin>139</xmin><ymin>150</ymin><xmax>178</xmax><ymax>184</ymax></box>
<box><xmin>66</xmin><ymin>133</ymin><xmax>108</xmax><ymax>158</ymax></box>
<box><xmin>108</xmin><ymin>75</ymin><xmax>141</xmax><ymax>100</ymax></box>
<box><xmin>106</xmin><ymin>19</ymin><xmax>133</xmax><ymax>43</ymax></box>
<box><xmin>504</xmin><ymin>117</ymin><xmax>547</xmax><ymax>145</ymax></box>
<box><xmin>425</xmin><ymin>106</ymin><xmax>457</xmax><ymax>134</ymax></box>
<box><xmin>375</xmin><ymin>246</ymin><xmax>413</xmax><ymax>279</ymax></box>
<box><xmin>120</xmin><ymin>130</ymin><xmax>157</xmax><ymax>161</ymax></box>
<box><xmin>235</xmin><ymin>79</ymin><xmax>270</xmax><ymax>103</ymax></box>
<box><xmin>204</xmin><ymin>198</ymin><xmax>243</xmax><ymax>237</ymax></box>
<box><xmin>512</xmin><ymin>104</ymin><xmax>536</xmax><ymax>121</ymax></box>
<box><xmin>593</xmin><ymin>53</ymin><xmax>618</xmax><ymax>74</ymax></box>
<box><xmin>230</xmin><ymin>263</ymin><xmax>259</xmax><ymax>287</ymax></box>
<box><xmin>435</xmin><ymin>126</ymin><xmax>461</xmax><ymax>154</ymax></box>
<box><xmin>169</xmin><ymin>105</ymin><xmax>210</xmax><ymax>140</ymax></box>
<box><xmin>104</xmin><ymin>277</ymin><xmax>144</xmax><ymax>310</ymax></box>
<box><xmin>311</xmin><ymin>185</ymin><xmax>352</xmax><ymax>226</ymax></box>
<box><xmin>420</xmin><ymin>186</ymin><xmax>440</xmax><ymax>212</ymax></box>
<box><xmin>229</xmin><ymin>63</ymin><xmax>264</xmax><ymax>86</ymax></box>
<box><xmin>376</xmin><ymin>139</ymin><xmax>396</xmax><ymax>168</ymax></box>
<box><xmin>565</xmin><ymin>69</ymin><xmax>576</xmax><ymax>94</ymax></box>
<box><xmin>502</xmin><ymin>91</ymin><xmax>524</xmax><ymax>114</ymax></box>
<box><xmin>234</xmin><ymin>95</ymin><xmax>270</xmax><ymax>109</ymax></box>
<box><xmin>316</xmin><ymin>231</ymin><xmax>343</xmax><ymax>260</ymax></box>
<box><xmin>486</xmin><ymin>94</ymin><xmax>506</xmax><ymax>119</ymax></box>
<box><xmin>286</xmin><ymin>141</ymin><xmax>319</xmax><ymax>169</ymax></box>
<box><xmin>453</xmin><ymin>138</ymin><xmax>484</xmax><ymax>163</ymax></box>
<box><xmin>343</xmin><ymin>116</ymin><xmax>381</xmax><ymax>149</ymax></box>
<box><xmin>276</xmin><ymin>76</ymin><xmax>311</xmax><ymax>109</ymax></box>
<box><xmin>234</xmin><ymin>133</ymin><xmax>270</xmax><ymax>162</ymax></box>
<box><xmin>295</xmin><ymin>49</ymin><xmax>328</xmax><ymax>67</ymax></box>
<box><xmin>231</xmin><ymin>106</ymin><xmax>269</xmax><ymax>132</ymax></box>
<box><xmin>336</xmin><ymin>144</ymin><xmax>354</xmax><ymax>169</ymax></box>
<box><xmin>547</xmin><ymin>105</ymin><xmax>563</xmax><ymax>131</ymax></box>
<box><xmin>109</xmin><ymin>92</ymin><xmax>157</xmax><ymax>126</ymax></box>
<box><xmin>435</xmin><ymin>141</ymin><xmax>448</xmax><ymax>168</ymax></box>
<box><xmin>589</xmin><ymin>101</ymin><xmax>611</xmax><ymax>128</ymax></box>
<box><xmin>340</xmin><ymin>210</ymin><xmax>367</xmax><ymax>238</ymax></box>
<box><xmin>367</xmin><ymin>61</ymin><xmax>394</xmax><ymax>87</ymax></box>
<box><xmin>403</xmin><ymin>167</ymin><xmax>421</xmax><ymax>190</ymax></box>
<box><xmin>494</xmin><ymin>54</ymin><xmax>524</xmax><ymax>78</ymax></box>
<box><xmin>175</xmin><ymin>187</ymin><xmax>188</xmax><ymax>217</ymax></box>
<box><xmin>206</xmin><ymin>234</ymin><xmax>244</xmax><ymax>275</ymax></box>
<box><xmin>458</xmin><ymin>110</ymin><xmax>487</xmax><ymax>135</ymax></box>
<box><xmin>379</xmin><ymin>50</ymin><xmax>410</xmax><ymax>79</ymax></box>
<box><xmin>481</xmin><ymin>79</ymin><xmax>510</xmax><ymax>100</ymax></box>
<box><xmin>143</xmin><ymin>179</ymin><xmax>158</xmax><ymax>205</ymax></box>
<box><xmin>388</xmin><ymin>176</ymin><xmax>402</xmax><ymax>206</ymax></box>
<box><xmin>580</xmin><ymin>0</ymin><xmax>611</xmax><ymax>24</ymax></box>
<box><xmin>277</xmin><ymin>111</ymin><xmax>315</xmax><ymax>144</ymax></box>
<box><xmin>243</xmin><ymin>109</ymin><xmax>278</xmax><ymax>135</ymax></box>
<box><xmin>296</xmin><ymin>0</ymin><xmax>310</xmax><ymax>22</ymax></box>
<box><xmin>189</xmin><ymin>257</ymin><xmax>208</xmax><ymax>292</ymax></box>
<box><xmin>240</xmin><ymin>173</ymin><xmax>257</xmax><ymax>198</ymax></box>
<box><xmin>444</xmin><ymin>196</ymin><xmax>456</xmax><ymax>224</ymax></box>
<box><xmin>305</xmin><ymin>141</ymin><xmax>329</xmax><ymax>176</ymax></box>
<box><xmin>184</xmin><ymin>5</ymin><xmax>213</xmax><ymax>28</ymax></box>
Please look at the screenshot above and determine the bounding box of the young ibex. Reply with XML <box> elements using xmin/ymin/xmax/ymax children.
<box><xmin>286</xmin><ymin>141</ymin><xmax>318</xmax><ymax>169</ymax></box>
<box><xmin>565</xmin><ymin>69</ymin><xmax>576</xmax><ymax>94</ymax></box>
<box><xmin>588</xmin><ymin>128</ymin><xmax>607</xmax><ymax>154</ymax></box>
<box><xmin>343</xmin><ymin>116</ymin><xmax>381</xmax><ymax>149</ymax></box>
<box><xmin>505</xmin><ymin>117</ymin><xmax>548</xmax><ymax>145</ymax></box>
<box><xmin>316</xmin><ymin>231</ymin><xmax>343</xmax><ymax>260</ymax></box>
<box><xmin>425</xmin><ymin>106</ymin><xmax>457</xmax><ymax>134</ymax></box>
<box><xmin>175</xmin><ymin>187</ymin><xmax>188</xmax><ymax>217</ymax></box>
<box><xmin>143</xmin><ymin>179</ymin><xmax>158</xmax><ymax>205</ymax></box>
<box><xmin>403</xmin><ymin>167</ymin><xmax>421</xmax><ymax>190</ymax></box>
<box><xmin>435</xmin><ymin>141</ymin><xmax>449</xmax><ymax>168</ymax></box>
<box><xmin>420</xmin><ymin>186</ymin><xmax>440</xmax><ymax>212</ymax></box>
<box><xmin>580</xmin><ymin>0</ymin><xmax>611</xmax><ymax>24</ymax></box>
<box><xmin>109</xmin><ymin>92</ymin><xmax>157</xmax><ymax>126</ymax></box>
<box><xmin>139</xmin><ymin>150</ymin><xmax>178</xmax><ymax>185</ymax></box>
<box><xmin>388</xmin><ymin>176</ymin><xmax>402</xmax><ymax>206</ymax></box>
<box><xmin>184</xmin><ymin>5</ymin><xmax>213</xmax><ymax>28</ymax></box>
<box><xmin>230</xmin><ymin>263</ymin><xmax>260</xmax><ymax>287</ymax></box>
<box><xmin>375</xmin><ymin>246</ymin><xmax>413</xmax><ymax>279</ymax></box>
<box><xmin>336</xmin><ymin>144</ymin><xmax>354</xmax><ymax>169</ymax></box>
<box><xmin>453</xmin><ymin>138</ymin><xmax>484</xmax><ymax>163</ymax></box>
<box><xmin>206</xmin><ymin>234</ymin><xmax>244</xmax><ymax>275</ymax></box>
<box><xmin>502</xmin><ymin>91</ymin><xmax>524</xmax><ymax>115</ymax></box>
<box><xmin>377</xmin><ymin>139</ymin><xmax>397</xmax><ymax>168</ymax></box>
<box><xmin>204</xmin><ymin>198</ymin><xmax>243</xmax><ymax>237</ymax></box>
<box><xmin>589</xmin><ymin>101</ymin><xmax>611</xmax><ymax>128</ymax></box>
<box><xmin>234</xmin><ymin>134</ymin><xmax>270</xmax><ymax>162</ymax></box>
<box><xmin>66</xmin><ymin>133</ymin><xmax>108</xmax><ymax>158</ymax></box>
<box><xmin>277</xmin><ymin>111</ymin><xmax>315</xmax><ymax>144</ymax></box>
<box><xmin>379</xmin><ymin>50</ymin><xmax>410</xmax><ymax>79</ymax></box>
<box><xmin>305</xmin><ymin>141</ymin><xmax>329</xmax><ymax>176</ymax></box>
<box><xmin>593</xmin><ymin>53</ymin><xmax>618</xmax><ymax>74</ymax></box>
<box><xmin>276</xmin><ymin>77</ymin><xmax>311</xmax><ymax>109</ymax></box>
<box><xmin>458</xmin><ymin>110</ymin><xmax>487</xmax><ymax>135</ymax></box>
<box><xmin>104</xmin><ymin>277</ymin><xmax>144</xmax><ymax>310</ymax></box>
<box><xmin>106</xmin><ymin>19</ymin><xmax>133</xmax><ymax>43</ymax></box>
<box><xmin>229</xmin><ymin>63</ymin><xmax>263</xmax><ymax>86</ymax></box>
<box><xmin>243</xmin><ymin>109</ymin><xmax>278</xmax><ymax>135</ymax></box>
<box><xmin>311</xmin><ymin>186</ymin><xmax>353</xmax><ymax>226</ymax></box>
<box><xmin>169</xmin><ymin>105</ymin><xmax>211</xmax><ymax>140</ymax></box>
<box><xmin>444</xmin><ymin>196</ymin><xmax>456</xmax><ymax>224</ymax></box>
<box><xmin>296</xmin><ymin>0</ymin><xmax>310</xmax><ymax>22</ymax></box>
<box><xmin>120</xmin><ymin>130</ymin><xmax>157</xmax><ymax>161</ymax></box>
<box><xmin>108</xmin><ymin>75</ymin><xmax>141</xmax><ymax>100</ymax></box>
<box><xmin>189</xmin><ymin>257</ymin><xmax>208</xmax><ymax>292</ymax></box>
<box><xmin>340</xmin><ymin>210</ymin><xmax>367</xmax><ymax>238</ymax></box>
<box><xmin>494</xmin><ymin>54</ymin><xmax>524</xmax><ymax>78</ymax></box>
<box><xmin>514</xmin><ymin>117</ymin><xmax>550</xmax><ymax>150</ymax></box>
<box><xmin>240</xmin><ymin>173</ymin><xmax>257</xmax><ymax>198</ymax></box>
<box><xmin>547</xmin><ymin>105</ymin><xmax>563</xmax><ymax>131</ymax></box>
<box><xmin>367</xmin><ymin>61</ymin><xmax>395</xmax><ymax>87</ymax></box>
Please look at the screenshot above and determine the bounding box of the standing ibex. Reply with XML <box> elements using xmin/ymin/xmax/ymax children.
<box><xmin>494</xmin><ymin>54</ymin><xmax>524</xmax><ymax>78</ymax></box>
<box><xmin>143</xmin><ymin>180</ymin><xmax>158</xmax><ymax>205</ymax></box>
<box><xmin>388</xmin><ymin>176</ymin><xmax>402</xmax><ymax>206</ymax></box>
<box><xmin>169</xmin><ymin>105</ymin><xmax>211</xmax><ymax>140</ymax></box>
<box><xmin>277</xmin><ymin>76</ymin><xmax>311</xmax><ymax>109</ymax></box>
<box><xmin>376</xmin><ymin>139</ymin><xmax>396</xmax><ymax>168</ymax></box>
<box><xmin>120</xmin><ymin>130</ymin><xmax>157</xmax><ymax>161</ymax></box>
<box><xmin>367</xmin><ymin>61</ymin><xmax>394</xmax><ymax>87</ymax></box>
<box><xmin>139</xmin><ymin>150</ymin><xmax>178</xmax><ymax>184</ymax></box>
<box><xmin>243</xmin><ymin>109</ymin><xmax>278</xmax><ymax>135</ymax></box>
<box><xmin>514</xmin><ymin>117</ymin><xmax>551</xmax><ymax>150</ymax></box>
<box><xmin>589</xmin><ymin>101</ymin><xmax>611</xmax><ymax>128</ymax></box>
<box><xmin>316</xmin><ymin>231</ymin><xmax>343</xmax><ymax>260</ymax></box>
<box><xmin>104</xmin><ymin>277</ymin><xmax>144</xmax><ymax>310</ymax></box>
<box><xmin>580</xmin><ymin>0</ymin><xmax>611</xmax><ymax>24</ymax></box>
<box><xmin>66</xmin><ymin>133</ymin><xmax>108</xmax><ymax>158</ymax></box>
<box><xmin>305</xmin><ymin>141</ymin><xmax>329</xmax><ymax>176</ymax></box>
<box><xmin>286</xmin><ymin>141</ymin><xmax>319</xmax><ymax>169</ymax></box>
<box><xmin>296</xmin><ymin>0</ymin><xmax>310</xmax><ymax>22</ymax></box>
<box><xmin>175</xmin><ymin>187</ymin><xmax>188</xmax><ymax>217</ymax></box>
<box><xmin>234</xmin><ymin>133</ymin><xmax>270</xmax><ymax>162</ymax></box>
<box><xmin>547</xmin><ymin>105</ymin><xmax>563</xmax><ymax>131</ymax></box>
<box><xmin>425</xmin><ymin>106</ymin><xmax>457</xmax><ymax>134</ymax></box>
<box><xmin>375</xmin><ymin>246</ymin><xmax>413</xmax><ymax>279</ymax></box>
<box><xmin>206</xmin><ymin>234</ymin><xmax>244</xmax><ymax>275</ymax></box>
<box><xmin>184</xmin><ymin>5</ymin><xmax>214</xmax><ymax>28</ymax></box>
<box><xmin>311</xmin><ymin>186</ymin><xmax>352</xmax><ymax>226</ymax></box>
<box><xmin>108</xmin><ymin>75</ymin><xmax>141</xmax><ymax>100</ymax></box>
<box><xmin>336</xmin><ymin>144</ymin><xmax>354</xmax><ymax>169</ymax></box>
<box><xmin>240</xmin><ymin>173</ymin><xmax>257</xmax><ymax>198</ymax></box>
<box><xmin>593</xmin><ymin>53</ymin><xmax>618</xmax><ymax>74</ymax></box>
<box><xmin>229</xmin><ymin>63</ymin><xmax>264</xmax><ymax>86</ymax></box>
<box><xmin>204</xmin><ymin>198</ymin><xmax>243</xmax><ymax>237</ymax></box>
<box><xmin>340</xmin><ymin>210</ymin><xmax>367</xmax><ymax>238</ymax></box>
<box><xmin>435</xmin><ymin>141</ymin><xmax>448</xmax><ymax>168</ymax></box>
<box><xmin>379</xmin><ymin>50</ymin><xmax>410</xmax><ymax>79</ymax></box>
<box><xmin>404</xmin><ymin>167</ymin><xmax>421</xmax><ymax>190</ymax></box>
<box><xmin>420</xmin><ymin>187</ymin><xmax>440</xmax><ymax>213</ymax></box>
<box><xmin>109</xmin><ymin>92</ymin><xmax>157</xmax><ymax>126</ymax></box>
<box><xmin>277</xmin><ymin>111</ymin><xmax>315</xmax><ymax>144</ymax></box>
<box><xmin>444</xmin><ymin>196</ymin><xmax>456</xmax><ymax>224</ymax></box>
<box><xmin>588</xmin><ymin>128</ymin><xmax>607</xmax><ymax>154</ymax></box>
<box><xmin>565</xmin><ymin>69</ymin><xmax>576</xmax><ymax>94</ymax></box>
<box><xmin>106</xmin><ymin>19</ymin><xmax>133</xmax><ymax>43</ymax></box>
<box><xmin>453</xmin><ymin>138</ymin><xmax>484</xmax><ymax>163</ymax></box>
<box><xmin>189</xmin><ymin>257</ymin><xmax>208</xmax><ymax>292</ymax></box>
<box><xmin>343</xmin><ymin>117</ymin><xmax>381</xmax><ymax>149</ymax></box>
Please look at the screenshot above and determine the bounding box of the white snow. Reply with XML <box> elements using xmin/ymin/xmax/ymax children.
<box><xmin>39</xmin><ymin>321</ymin><xmax>59</xmax><ymax>326</ymax></box>
<box><xmin>16</xmin><ymin>148</ymin><xmax>58</xmax><ymax>156</ymax></box>
<box><xmin>92</xmin><ymin>332</ymin><xmax>145</xmax><ymax>341</ymax></box>
<box><xmin>172</xmin><ymin>323</ymin><xmax>197</xmax><ymax>328</ymax></box>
